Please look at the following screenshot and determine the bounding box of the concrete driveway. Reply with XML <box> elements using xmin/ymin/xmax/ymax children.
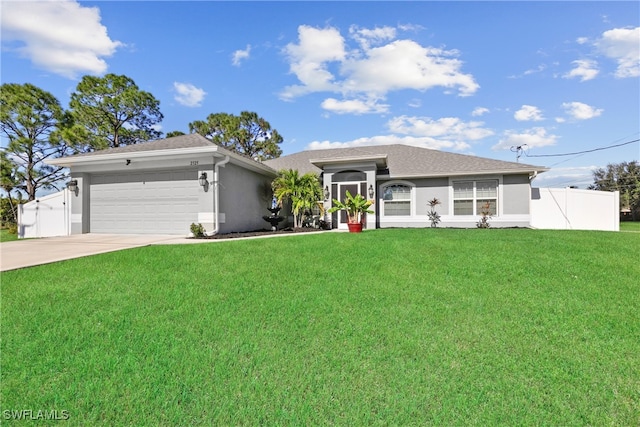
<box><xmin>0</xmin><ymin>234</ymin><xmax>196</xmax><ymax>272</ymax></box>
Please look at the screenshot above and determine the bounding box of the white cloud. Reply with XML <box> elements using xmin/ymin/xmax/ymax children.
<box><xmin>307</xmin><ymin>134</ymin><xmax>470</xmax><ymax>152</ymax></box>
<box><xmin>563</xmin><ymin>59</ymin><xmax>599</xmax><ymax>81</ymax></box>
<box><xmin>561</xmin><ymin>101</ymin><xmax>603</xmax><ymax>120</ymax></box>
<box><xmin>281</xmin><ymin>24</ymin><xmax>479</xmax><ymax>108</ymax></box>
<box><xmin>307</xmin><ymin>115</ymin><xmax>493</xmax><ymax>151</ymax></box>
<box><xmin>281</xmin><ymin>25</ymin><xmax>346</xmax><ymax>99</ymax></box>
<box><xmin>321</xmin><ymin>98</ymin><xmax>389</xmax><ymax>115</ymax></box>
<box><xmin>173</xmin><ymin>82</ymin><xmax>207</xmax><ymax>107</ymax></box>
<box><xmin>493</xmin><ymin>127</ymin><xmax>558</xmax><ymax>150</ymax></box>
<box><xmin>594</xmin><ymin>27</ymin><xmax>640</xmax><ymax>78</ymax></box>
<box><xmin>508</xmin><ymin>64</ymin><xmax>546</xmax><ymax>79</ymax></box>
<box><xmin>524</xmin><ymin>64</ymin><xmax>547</xmax><ymax>75</ymax></box>
<box><xmin>387</xmin><ymin>116</ymin><xmax>493</xmax><ymax>141</ymax></box>
<box><xmin>232</xmin><ymin>45</ymin><xmax>251</xmax><ymax>66</ymax></box>
<box><xmin>349</xmin><ymin>25</ymin><xmax>396</xmax><ymax>50</ymax></box>
<box><xmin>514</xmin><ymin>105</ymin><xmax>544</xmax><ymax>122</ymax></box>
<box><xmin>397</xmin><ymin>23</ymin><xmax>425</xmax><ymax>33</ymax></box>
<box><xmin>342</xmin><ymin>40</ymin><xmax>478</xmax><ymax>96</ymax></box>
<box><xmin>0</xmin><ymin>0</ymin><xmax>121</xmax><ymax>79</ymax></box>
<box><xmin>471</xmin><ymin>107</ymin><xmax>489</xmax><ymax>117</ymax></box>
<box><xmin>532</xmin><ymin>166</ymin><xmax>597</xmax><ymax>188</ymax></box>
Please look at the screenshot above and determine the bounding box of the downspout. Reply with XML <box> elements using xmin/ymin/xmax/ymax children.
<box><xmin>207</xmin><ymin>155</ymin><xmax>230</xmax><ymax>236</ymax></box>
<box><xmin>528</xmin><ymin>171</ymin><xmax>538</xmax><ymax>228</ymax></box>
<box><xmin>65</xmin><ymin>187</ymin><xmax>70</xmax><ymax>236</ymax></box>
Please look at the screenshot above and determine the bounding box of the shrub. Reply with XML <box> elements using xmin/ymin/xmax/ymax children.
<box><xmin>476</xmin><ymin>201</ymin><xmax>492</xmax><ymax>228</ymax></box>
<box><xmin>190</xmin><ymin>223</ymin><xmax>206</xmax><ymax>238</ymax></box>
<box><xmin>0</xmin><ymin>196</ymin><xmax>21</xmax><ymax>229</ymax></box>
<box><xmin>427</xmin><ymin>197</ymin><xmax>441</xmax><ymax>228</ymax></box>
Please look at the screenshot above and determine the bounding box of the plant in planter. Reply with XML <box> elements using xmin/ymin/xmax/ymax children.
<box><xmin>427</xmin><ymin>197</ymin><xmax>441</xmax><ymax>228</ymax></box>
<box><xmin>327</xmin><ymin>190</ymin><xmax>374</xmax><ymax>233</ymax></box>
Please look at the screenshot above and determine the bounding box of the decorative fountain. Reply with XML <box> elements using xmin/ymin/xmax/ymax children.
<box><xmin>262</xmin><ymin>197</ymin><xmax>284</xmax><ymax>231</ymax></box>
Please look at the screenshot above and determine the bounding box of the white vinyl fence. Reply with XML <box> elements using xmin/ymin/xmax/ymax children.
<box><xmin>530</xmin><ymin>187</ymin><xmax>619</xmax><ymax>231</ymax></box>
<box><xmin>18</xmin><ymin>189</ymin><xmax>71</xmax><ymax>239</ymax></box>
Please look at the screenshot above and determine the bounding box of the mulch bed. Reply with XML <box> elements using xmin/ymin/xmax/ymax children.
<box><xmin>193</xmin><ymin>227</ymin><xmax>329</xmax><ymax>240</ymax></box>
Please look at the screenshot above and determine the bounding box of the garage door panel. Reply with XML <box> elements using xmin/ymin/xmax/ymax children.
<box><xmin>90</xmin><ymin>170</ymin><xmax>199</xmax><ymax>234</ymax></box>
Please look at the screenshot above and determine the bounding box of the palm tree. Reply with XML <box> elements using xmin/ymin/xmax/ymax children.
<box><xmin>272</xmin><ymin>169</ymin><xmax>322</xmax><ymax>228</ymax></box>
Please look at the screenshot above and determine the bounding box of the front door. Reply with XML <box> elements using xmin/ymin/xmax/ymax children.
<box><xmin>337</xmin><ymin>182</ymin><xmax>360</xmax><ymax>229</ymax></box>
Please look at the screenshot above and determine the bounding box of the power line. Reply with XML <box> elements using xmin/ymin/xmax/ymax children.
<box><xmin>523</xmin><ymin>138</ymin><xmax>639</xmax><ymax>158</ymax></box>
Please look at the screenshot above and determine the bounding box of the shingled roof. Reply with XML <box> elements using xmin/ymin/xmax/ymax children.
<box><xmin>264</xmin><ymin>144</ymin><xmax>548</xmax><ymax>178</ymax></box>
<box><xmin>52</xmin><ymin>137</ymin><xmax>547</xmax><ymax>179</ymax></box>
<box><xmin>67</xmin><ymin>133</ymin><xmax>218</xmax><ymax>157</ymax></box>
<box><xmin>47</xmin><ymin>133</ymin><xmax>276</xmax><ymax>175</ymax></box>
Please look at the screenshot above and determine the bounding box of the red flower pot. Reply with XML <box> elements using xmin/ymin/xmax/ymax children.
<box><xmin>347</xmin><ymin>222</ymin><xmax>363</xmax><ymax>233</ymax></box>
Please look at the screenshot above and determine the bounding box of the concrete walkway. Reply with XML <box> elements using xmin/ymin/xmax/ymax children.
<box><xmin>0</xmin><ymin>230</ymin><xmax>335</xmax><ymax>272</ymax></box>
<box><xmin>0</xmin><ymin>234</ymin><xmax>197</xmax><ymax>272</ymax></box>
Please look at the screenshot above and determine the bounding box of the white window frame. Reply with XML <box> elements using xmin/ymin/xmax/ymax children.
<box><xmin>380</xmin><ymin>181</ymin><xmax>415</xmax><ymax>218</ymax></box>
<box><xmin>450</xmin><ymin>177</ymin><xmax>501</xmax><ymax>217</ymax></box>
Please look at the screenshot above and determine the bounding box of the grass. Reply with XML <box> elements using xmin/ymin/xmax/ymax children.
<box><xmin>620</xmin><ymin>221</ymin><xmax>640</xmax><ymax>232</ymax></box>
<box><xmin>2</xmin><ymin>229</ymin><xmax>639</xmax><ymax>425</ymax></box>
<box><xmin>0</xmin><ymin>228</ymin><xmax>18</xmax><ymax>242</ymax></box>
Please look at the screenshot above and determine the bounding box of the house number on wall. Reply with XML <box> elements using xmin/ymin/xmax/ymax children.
<box><xmin>190</xmin><ymin>161</ymin><xmax>199</xmax><ymax>166</ymax></box>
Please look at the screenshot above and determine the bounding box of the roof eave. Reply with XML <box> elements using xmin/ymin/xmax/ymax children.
<box><xmin>310</xmin><ymin>154</ymin><xmax>388</xmax><ymax>169</ymax></box>
<box><xmin>46</xmin><ymin>146</ymin><xmax>218</xmax><ymax>167</ymax></box>
<box><xmin>386</xmin><ymin>167</ymin><xmax>549</xmax><ymax>180</ymax></box>
<box><xmin>46</xmin><ymin>146</ymin><xmax>277</xmax><ymax>176</ymax></box>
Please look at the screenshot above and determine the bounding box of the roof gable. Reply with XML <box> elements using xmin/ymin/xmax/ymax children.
<box><xmin>47</xmin><ymin>133</ymin><xmax>277</xmax><ymax>176</ymax></box>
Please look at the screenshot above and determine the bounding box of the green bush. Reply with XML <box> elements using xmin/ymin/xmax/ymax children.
<box><xmin>0</xmin><ymin>196</ymin><xmax>22</xmax><ymax>229</ymax></box>
<box><xmin>190</xmin><ymin>223</ymin><xmax>206</xmax><ymax>238</ymax></box>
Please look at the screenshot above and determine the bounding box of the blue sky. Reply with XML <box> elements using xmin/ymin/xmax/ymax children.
<box><xmin>2</xmin><ymin>1</ymin><xmax>639</xmax><ymax>188</ymax></box>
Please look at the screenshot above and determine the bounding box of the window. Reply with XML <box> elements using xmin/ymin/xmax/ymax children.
<box><xmin>333</xmin><ymin>170</ymin><xmax>366</xmax><ymax>182</ymax></box>
<box><xmin>382</xmin><ymin>184</ymin><xmax>411</xmax><ymax>216</ymax></box>
<box><xmin>453</xmin><ymin>180</ymin><xmax>498</xmax><ymax>215</ymax></box>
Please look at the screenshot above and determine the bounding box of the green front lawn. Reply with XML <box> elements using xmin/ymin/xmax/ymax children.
<box><xmin>2</xmin><ymin>229</ymin><xmax>638</xmax><ymax>425</ymax></box>
<box><xmin>620</xmin><ymin>221</ymin><xmax>640</xmax><ymax>232</ymax></box>
<box><xmin>0</xmin><ymin>228</ymin><xmax>18</xmax><ymax>242</ymax></box>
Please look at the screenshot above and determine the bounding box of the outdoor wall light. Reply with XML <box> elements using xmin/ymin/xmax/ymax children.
<box><xmin>199</xmin><ymin>172</ymin><xmax>208</xmax><ymax>187</ymax></box>
<box><xmin>67</xmin><ymin>179</ymin><xmax>78</xmax><ymax>192</ymax></box>
<box><xmin>368</xmin><ymin>184</ymin><xmax>374</xmax><ymax>199</ymax></box>
<box><xmin>324</xmin><ymin>185</ymin><xmax>330</xmax><ymax>201</ymax></box>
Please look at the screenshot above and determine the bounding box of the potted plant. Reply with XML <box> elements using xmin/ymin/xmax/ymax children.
<box><xmin>328</xmin><ymin>190</ymin><xmax>374</xmax><ymax>233</ymax></box>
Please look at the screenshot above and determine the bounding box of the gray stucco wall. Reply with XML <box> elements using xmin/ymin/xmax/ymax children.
<box><xmin>197</xmin><ymin>163</ymin><xmax>215</xmax><ymax>232</ymax></box>
<box><xmin>412</xmin><ymin>177</ymin><xmax>450</xmax><ymax>216</ymax></box>
<box><xmin>502</xmin><ymin>174</ymin><xmax>531</xmax><ymax>215</ymax></box>
<box><xmin>70</xmin><ymin>173</ymin><xmax>90</xmax><ymax>234</ymax></box>
<box><xmin>217</xmin><ymin>162</ymin><xmax>273</xmax><ymax>234</ymax></box>
<box><xmin>378</xmin><ymin>174</ymin><xmax>532</xmax><ymax>229</ymax></box>
<box><xmin>67</xmin><ymin>153</ymin><xmax>275</xmax><ymax>235</ymax></box>
<box><xmin>377</xmin><ymin>177</ymin><xmax>448</xmax><ymax>228</ymax></box>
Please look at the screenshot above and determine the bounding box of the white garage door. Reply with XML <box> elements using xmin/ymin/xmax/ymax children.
<box><xmin>90</xmin><ymin>170</ymin><xmax>199</xmax><ymax>234</ymax></box>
